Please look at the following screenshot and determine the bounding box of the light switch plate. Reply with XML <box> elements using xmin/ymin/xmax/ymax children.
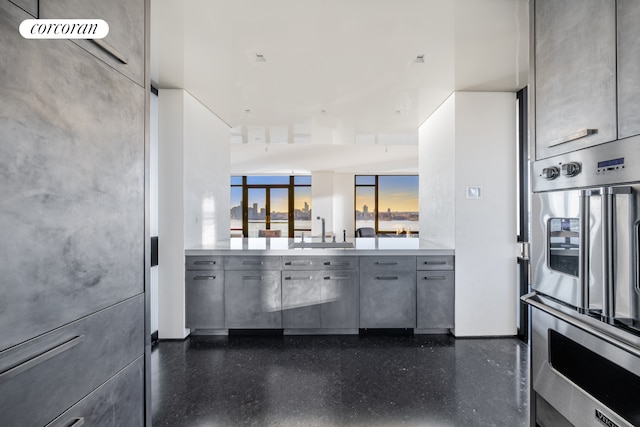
<box><xmin>466</xmin><ymin>186</ymin><xmax>483</xmax><ymax>199</ymax></box>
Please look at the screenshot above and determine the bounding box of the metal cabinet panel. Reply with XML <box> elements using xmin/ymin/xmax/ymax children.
<box><xmin>225</xmin><ymin>256</ymin><xmax>282</xmax><ymax>271</ymax></box>
<box><xmin>320</xmin><ymin>270</ymin><xmax>359</xmax><ymax>329</ymax></box>
<box><xmin>416</xmin><ymin>256</ymin><xmax>454</xmax><ymax>271</ymax></box>
<box><xmin>534</xmin><ymin>0</ymin><xmax>616</xmax><ymax>160</ymax></box>
<box><xmin>45</xmin><ymin>357</ymin><xmax>144</xmax><ymax>427</ymax></box>
<box><xmin>416</xmin><ymin>271</ymin><xmax>455</xmax><ymax>329</ymax></box>
<box><xmin>0</xmin><ymin>296</ymin><xmax>144</xmax><ymax>427</ymax></box>
<box><xmin>9</xmin><ymin>0</ymin><xmax>37</xmax><ymax>16</ymax></box>
<box><xmin>282</xmin><ymin>271</ymin><xmax>322</xmax><ymax>328</ymax></box>
<box><xmin>617</xmin><ymin>0</ymin><xmax>640</xmax><ymax>139</ymax></box>
<box><xmin>359</xmin><ymin>256</ymin><xmax>416</xmax><ymax>273</ymax></box>
<box><xmin>39</xmin><ymin>0</ymin><xmax>145</xmax><ymax>86</ymax></box>
<box><xmin>185</xmin><ymin>271</ymin><xmax>225</xmax><ymax>329</ymax></box>
<box><xmin>0</xmin><ymin>2</ymin><xmax>144</xmax><ymax>351</ymax></box>
<box><xmin>224</xmin><ymin>270</ymin><xmax>282</xmax><ymax>328</ymax></box>
<box><xmin>283</xmin><ymin>256</ymin><xmax>359</xmax><ymax>271</ymax></box>
<box><xmin>359</xmin><ymin>257</ymin><xmax>416</xmax><ymax>328</ymax></box>
<box><xmin>186</xmin><ymin>255</ymin><xmax>224</xmax><ymax>271</ymax></box>
<box><xmin>282</xmin><ymin>270</ymin><xmax>359</xmax><ymax>329</ymax></box>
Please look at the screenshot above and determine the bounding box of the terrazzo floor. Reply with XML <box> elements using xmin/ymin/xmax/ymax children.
<box><xmin>151</xmin><ymin>334</ymin><xmax>529</xmax><ymax>426</ymax></box>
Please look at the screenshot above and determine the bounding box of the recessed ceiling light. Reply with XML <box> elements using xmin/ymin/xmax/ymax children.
<box><xmin>414</xmin><ymin>54</ymin><xmax>425</xmax><ymax>63</ymax></box>
<box><xmin>255</xmin><ymin>53</ymin><xmax>267</xmax><ymax>62</ymax></box>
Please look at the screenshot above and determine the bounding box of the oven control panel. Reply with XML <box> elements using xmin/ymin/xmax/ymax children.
<box><xmin>596</xmin><ymin>157</ymin><xmax>625</xmax><ymax>175</ymax></box>
<box><xmin>532</xmin><ymin>136</ymin><xmax>640</xmax><ymax>192</ymax></box>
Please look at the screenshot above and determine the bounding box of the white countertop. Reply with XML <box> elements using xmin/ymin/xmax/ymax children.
<box><xmin>186</xmin><ymin>237</ymin><xmax>454</xmax><ymax>256</ymax></box>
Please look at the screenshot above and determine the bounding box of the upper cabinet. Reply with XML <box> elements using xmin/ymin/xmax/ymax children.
<box><xmin>533</xmin><ymin>0</ymin><xmax>617</xmax><ymax>160</ymax></box>
<box><xmin>617</xmin><ymin>0</ymin><xmax>640</xmax><ymax>139</ymax></box>
<box><xmin>39</xmin><ymin>0</ymin><xmax>145</xmax><ymax>86</ymax></box>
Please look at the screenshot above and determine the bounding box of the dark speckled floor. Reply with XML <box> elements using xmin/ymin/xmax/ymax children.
<box><xmin>152</xmin><ymin>334</ymin><xmax>529</xmax><ymax>426</ymax></box>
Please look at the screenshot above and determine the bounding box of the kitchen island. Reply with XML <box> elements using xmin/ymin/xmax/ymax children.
<box><xmin>185</xmin><ymin>238</ymin><xmax>454</xmax><ymax>335</ymax></box>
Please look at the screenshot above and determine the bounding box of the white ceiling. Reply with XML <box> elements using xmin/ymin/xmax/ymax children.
<box><xmin>151</xmin><ymin>0</ymin><xmax>528</xmax><ymax>175</ymax></box>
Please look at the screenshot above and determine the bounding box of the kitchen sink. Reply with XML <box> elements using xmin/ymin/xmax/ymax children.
<box><xmin>289</xmin><ymin>241</ymin><xmax>354</xmax><ymax>249</ymax></box>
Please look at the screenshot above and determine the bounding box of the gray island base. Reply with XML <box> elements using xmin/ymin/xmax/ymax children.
<box><xmin>185</xmin><ymin>238</ymin><xmax>454</xmax><ymax>336</ymax></box>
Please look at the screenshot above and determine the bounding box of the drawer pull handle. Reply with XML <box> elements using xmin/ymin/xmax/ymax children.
<box><xmin>194</xmin><ymin>275</ymin><xmax>216</xmax><ymax>280</ymax></box>
<box><xmin>242</xmin><ymin>275</ymin><xmax>263</xmax><ymax>280</ymax></box>
<box><xmin>424</xmin><ymin>276</ymin><xmax>447</xmax><ymax>281</ymax></box>
<box><xmin>91</xmin><ymin>39</ymin><xmax>128</xmax><ymax>64</ymax></box>
<box><xmin>376</xmin><ymin>276</ymin><xmax>399</xmax><ymax>280</ymax></box>
<box><xmin>324</xmin><ymin>261</ymin><xmax>349</xmax><ymax>266</ymax></box>
<box><xmin>375</xmin><ymin>261</ymin><xmax>398</xmax><ymax>266</ymax></box>
<box><xmin>424</xmin><ymin>261</ymin><xmax>447</xmax><ymax>265</ymax></box>
<box><xmin>0</xmin><ymin>335</ymin><xmax>84</xmax><ymax>384</ymax></box>
<box><xmin>242</xmin><ymin>261</ymin><xmax>264</xmax><ymax>265</ymax></box>
<box><xmin>547</xmin><ymin>128</ymin><xmax>597</xmax><ymax>148</ymax></box>
<box><xmin>286</xmin><ymin>261</ymin><xmax>311</xmax><ymax>266</ymax></box>
<box><xmin>50</xmin><ymin>417</ymin><xmax>85</xmax><ymax>427</ymax></box>
<box><xmin>325</xmin><ymin>276</ymin><xmax>349</xmax><ymax>280</ymax></box>
<box><xmin>194</xmin><ymin>260</ymin><xmax>216</xmax><ymax>265</ymax></box>
<box><xmin>284</xmin><ymin>276</ymin><xmax>312</xmax><ymax>280</ymax></box>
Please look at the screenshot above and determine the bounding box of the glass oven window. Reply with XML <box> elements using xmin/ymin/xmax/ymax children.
<box><xmin>548</xmin><ymin>218</ymin><xmax>580</xmax><ymax>277</ymax></box>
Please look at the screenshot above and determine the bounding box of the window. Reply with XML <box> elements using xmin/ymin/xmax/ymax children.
<box><xmin>355</xmin><ymin>175</ymin><xmax>419</xmax><ymax>236</ymax></box>
<box><xmin>230</xmin><ymin>176</ymin><xmax>312</xmax><ymax>237</ymax></box>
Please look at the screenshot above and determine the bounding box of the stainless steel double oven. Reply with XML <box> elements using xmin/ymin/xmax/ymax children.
<box><xmin>524</xmin><ymin>136</ymin><xmax>640</xmax><ymax>427</ymax></box>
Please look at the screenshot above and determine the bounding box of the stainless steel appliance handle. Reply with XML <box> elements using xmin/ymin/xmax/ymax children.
<box><xmin>579</xmin><ymin>190</ymin><xmax>590</xmax><ymax>312</ymax></box>
<box><xmin>0</xmin><ymin>336</ymin><xmax>85</xmax><ymax>384</ymax></box>
<box><xmin>522</xmin><ymin>292</ymin><xmax>640</xmax><ymax>359</ymax></box>
<box><xmin>546</xmin><ymin>128</ymin><xmax>597</xmax><ymax>148</ymax></box>
<box><xmin>602</xmin><ymin>187</ymin><xmax>614</xmax><ymax>319</ymax></box>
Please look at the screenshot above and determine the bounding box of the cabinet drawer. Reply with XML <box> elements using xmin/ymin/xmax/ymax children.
<box><xmin>360</xmin><ymin>256</ymin><xmax>416</xmax><ymax>272</ymax></box>
<box><xmin>283</xmin><ymin>256</ymin><xmax>358</xmax><ymax>270</ymax></box>
<box><xmin>0</xmin><ymin>295</ymin><xmax>144</xmax><ymax>427</ymax></box>
<box><xmin>39</xmin><ymin>0</ymin><xmax>145</xmax><ymax>86</ymax></box>
<box><xmin>45</xmin><ymin>356</ymin><xmax>144</xmax><ymax>427</ymax></box>
<box><xmin>225</xmin><ymin>256</ymin><xmax>282</xmax><ymax>271</ymax></box>
<box><xmin>186</xmin><ymin>256</ymin><xmax>224</xmax><ymax>271</ymax></box>
<box><xmin>186</xmin><ymin>271</ymin><xmax>225</xmax><ymax>329</ymax></box>
<box><xmin>224</xmin><ymin>271</ymin><xmax>282</xmax><ymax>329</ymax></box>
<box><xmin>416</xmin><ymin>256</ymin><xmax>454</xmax><ymax>271</ymax></box>
<box><xmin>360</xmin><ymin>269</ymin><xmax>416</xmax><ymax>328</ymax></box>
<box><xmin>417</xmin><ymin>271</ymin><xmax>455</xmax><ymax>329</ymax></box>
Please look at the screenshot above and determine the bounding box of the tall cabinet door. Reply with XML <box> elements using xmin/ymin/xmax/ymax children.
<box><xmin>0</xmin><ymin>3</ymin><xmax>145</xmax><ymax>351</ymax></box>
<box><xmin>617</xmin><ymin>0</ymin><xmax>640</xmax><ymax>139</ymax></box>
<box><xmin>534</xmin><ymin>0</ymin><xmax>616</xmax><ymax>160</ymax></box>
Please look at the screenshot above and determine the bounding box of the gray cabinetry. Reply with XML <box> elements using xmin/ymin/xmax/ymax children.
<box><xmin>0</xmin><ymin>296</ymin><xmax>144</xmax><ymax>426</ymax></box>
<box><xmin>45</xmin><ymin>356</ymin><xmax>144</xmax><ymax>427</ymax></box>
<box><xmin>185</xmin><ymin>256</ymin><xmax>224</xmax><ymax>330</ymax></box>
<box><xmin>225</xmin><ymin>268</ymin><xmax>282</xmax><ymax>329</ymax></box>
<box><xmin>0</xmin><ymin>1</ymin><xmax>146</xmax><ymax>424</ymax></box>
<box><xmin>9</xmin><ymin>0</ymin><xmax>37</xmax><ymax>16</ymax></box>
<box><xmin>359</xmin><ymin>256</ymin><xmax>417</xmax><ymax>328</ymax></box>
<box><xmin>225</xmin><ymin>256</ymin><xmax>283</xmax><ymax>271</ymax></box>
<box><xmin>0</xmin><ymin>1</ymin><xmax>145</xmax><ymax>352</ymax></box>
<box><xmin>282</xmin><ymin>257</ymin><xmax>359</xmax><ymax>331</ymax></box>
<box><xmin>533</xmin><ymin>0</ymin><xmax>616</xmax><ymax>160</ymax></box>
<box><xmin>417</xmin><ymin>270</ymin><xmax>454</xmax><ymax>330</ymax></box>
<box><xmin>617</xmin><ymin>0</ymin><xmax>640</xmax><ymax>139</ymax></box>
<box><xmin>39</xmin><ymin>0</ymin><xmax>145</xmax><ymax>86</ymax></box>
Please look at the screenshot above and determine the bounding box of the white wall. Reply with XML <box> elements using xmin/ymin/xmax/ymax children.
<box><xmin>419</xmin><ymin>91</ymin><xmax>518</xmax><ymax>337</ymax></box>
<box><xmin>158</xmin><ymin>89</ymin><xmax>230</xmax><ymax>339</ymax></box>
<box><xmin>419</xmin><ymin>95</ymin><xmax>456</xmax><ymax>248</ymax></box>
<box><xmin>311</xmin><ymin>171</ymin><xmax>334</xmax><ymax>236</ymax></box>
<box><xmin>332</xmin><ymin>173</ymin><xmax>355</xmax><ymax>239</ymax></box>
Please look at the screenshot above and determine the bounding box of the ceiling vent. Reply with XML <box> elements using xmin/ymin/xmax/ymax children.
<box><xmin>255</xmin><ymin>53</ymin><xmax>267</xmax><ymax>62</ymax></box>
<box><xmin>413</xmin><ymin>54</ymin><xmax>425</xmax><ymax>63</ymax></box>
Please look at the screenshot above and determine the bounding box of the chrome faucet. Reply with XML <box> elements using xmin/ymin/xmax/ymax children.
<box><xmin>317</xmin><ymin>216</ymin><xmax>326</xmax><ymax>242</ymax></box>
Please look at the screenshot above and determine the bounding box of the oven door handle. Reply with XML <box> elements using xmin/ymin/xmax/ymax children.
<box><xmin>522</xmin><ymin>292</ymin><xmax>640</xmax><ymax>359</ymax></box>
